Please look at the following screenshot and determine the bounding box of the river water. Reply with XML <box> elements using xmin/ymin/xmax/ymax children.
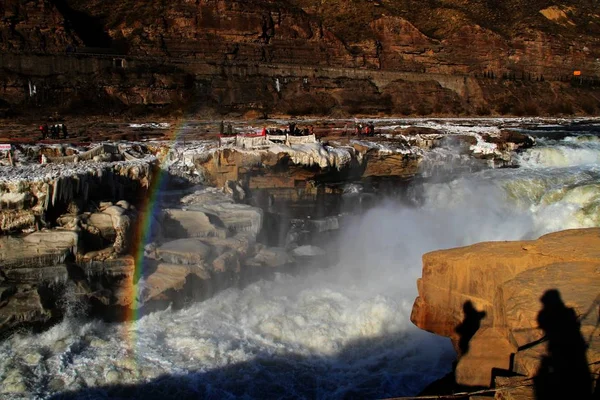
<box><xmin>1</xmin><ymin>119</ymin><xmax>599</xmax><ymax>399</ymax></box>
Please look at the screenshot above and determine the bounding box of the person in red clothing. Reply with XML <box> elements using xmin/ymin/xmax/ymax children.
<box><xmin>261</xmin><ymin>127</ymin><xmax>267</xmax><ymax>136</ymax></box>
<box><xmin>39</xmin><ymin>123</ymin><xmax>49</xmax><ymax>139</ymax></box>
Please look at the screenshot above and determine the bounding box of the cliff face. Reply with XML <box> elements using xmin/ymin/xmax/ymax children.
<box><xmin>0</xmin><ymin>0</ymin><xmax>80</xmax><ymax>53</ymax></box>
<box><xmin>50</xmin><ymin>0</ymin><xmax>600</xmax><ymax>77</ymax></box>
<box><xmin>1</xmin><ymin>0</ymin><xmax>599</xmax><ymax>116</ymax></box>
<box><xmin>22</xmin><ymin>0</ymin><xmax>599</xmax><ymax>76</ymax></box>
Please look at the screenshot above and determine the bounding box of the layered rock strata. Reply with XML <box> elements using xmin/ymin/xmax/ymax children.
<box><xmin>411</xmin><ymin>228</ymin><xmax>600</xmax><ymax>395</ymax></box>
<box><xmin>195</xmin><ymin>132</ymin><xmax>532</xmax><ymax>198</ymax></box>
<box><xmin>3</xmin><ymin>0</ymin><xmax>598</xmax><ymax>77</ymax></box>
<box><xmin>0</xmin><ymin>130</ymin><xmax>534</xmax><ymax>338</ymax></box>
<box><xmin>1</xmin><ymin>0</ymin><xmax>599</xmax><ymax>116</ymax></box>
<box><xmin>0</xmin><ymin>183</ymin><xmax>327</xmax><ymax>338</ymax></box>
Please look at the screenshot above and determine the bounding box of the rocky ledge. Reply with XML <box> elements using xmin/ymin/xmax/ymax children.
<box><xmin>194</xmin><ymin>129</ymin><xmax>533</xmax><ymax>197</ymax></box>
<box><xmin>0</xmin><ymin>128</ymin><xmax>534</xmax><ymax>339</ymax></box>
<box><xmin>411</xmin><ymin>228</ymin><xmax>600</xmax><ymax>398</ymax></box>
<box><xmin>0</xmin><ymin>184</ymin><xmax>331</xmax><ymax>338</ymax></box>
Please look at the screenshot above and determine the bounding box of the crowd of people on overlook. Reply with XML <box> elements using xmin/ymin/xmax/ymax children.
<box><xmin>33</xmin><ymin>119</ymin><xmax>377</xmax><ymax>143</ymax></box>
<box><xmin>353</xmin><ymin>122</ymin><xmax>376</xmax><ymax>137</ymax></box>
<box><xmin>219</xmin><ymin>120</ymin><xmax>378</xmax><ymax>138</ymax></box>
<box><xmin>39</xmin><ymin>122</ymin><xmax>68</xmax><ymax>140</ymax></box>
<box><xmin>219</xmin><ymin>121</ymin><xmax>316</xmax><ymax>137</ymax></box>
<box><xmin>219</xmin><ymin>121</ymin><xmax>235</xmax><ymax>136</ymax></box>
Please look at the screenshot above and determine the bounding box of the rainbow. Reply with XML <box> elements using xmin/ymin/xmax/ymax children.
<box><xmin>123</xmin><ymin>119</ymin><xmax>192</xmax><ymax>338</ymax></box>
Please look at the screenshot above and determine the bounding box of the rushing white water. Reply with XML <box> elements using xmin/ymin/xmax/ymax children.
<box><xmin>517</xmin><ymin>135</ymin><xmax>600</xmax><ymax>168</ymax></box>
<box><xmin>2</xmin><ymin>121</ymin><xmax>600</xmax><ymax>400</ymax></box>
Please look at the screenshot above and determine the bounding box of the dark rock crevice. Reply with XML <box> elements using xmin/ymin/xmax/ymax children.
<box><xmin>49</xmin><ymin>0</ymin><xmax>112</xmax><ymax>48</ymax></box>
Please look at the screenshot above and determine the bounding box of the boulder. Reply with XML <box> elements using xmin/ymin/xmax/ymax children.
<box><xmin>75</xmin><ymin>256</ymin><xmax>136</xmax><ymax>308</ymax></box>
<box><xmin>200</xmin><ymin>233</ymin><xmax>254</xmax><ymax>257</ymax></box>
<box><xmin>3</xmin><ymin>265</ymin><xmax>69</xmax><ymax>284</ymax></box>
<box><xmin>0</xmin><ymin>210</ymin><xmax>37</xmax><ymax>232</ymax></box>
<box><xmin>56</xmin><ymin>214</ymin><xmax>79</xmax><ymax>229</ymax></box>
<box><xmin>139</xmin><ymin>263</ymin><xmax>195</xmax><ymax>303</ymax></box>
<box><xmin>0</xmin><ymin>230</ymin><xmax>78</xmax><ymax>270</ymax></box>
<box><xmin>98</xmin><ymin>201</ymin><xmax>114</xmax><ymax>211</ymax></box>
<box><xmin>80</xmin><ymin>256</ymin><xmax>135</xmax><ymax>278</ymax></box>
<box><xmin>178</xmin><ymin>188</ymin><xmax>263</xmax><ymax>237</ymax></box>
<box><xmin>81</xmin><ymin>205</ymin><xmax>134</xmax><ymax>254</ymax></box>
<box><xmin>0</xmin><ymin>289</ymin><xmax>52</xmax><ymax>333</ymax></box>
<box><xmin>411</xmin><ymin>228</ymin><xmax>600</xmax><ymax>342</ymax></box>
<box><xmin>494</xmin><ymin>376</ymin><xmax>535</xmax><ymax>400</ymax></box>
<box><xmin>155</xmin><ymin>238</ymin><xmax>212</xmax><ymax>266</ymax></box>
<box><xmin>361</xmin><ymin>153</ymin><xmax>420</xmax><ymax>178</ymax></box>
<box><xmin>201</xmin><ymin>202</ymin><xmax>263</xmax><ymax>236</ymax></box>
<box><xmin>0</xmin><ymin>192</ymin><xmax>31</xmax><ymax>210</ymax></box>
<box><xmin>454</xmin><ymin>328</ymin><xmax>515</xmax><ymax>387</ymax></box>
<box><xmin>247</xmin><ymin>247</ymin><xmax>294</xmax><ymax>268</ymax></box>
<box><xmin>224</xmin><ymin>180</ymin><xmax>246</xmax><ymax>202</ymax></box>
<box><xmin>87</xmin><ymin>213</ymin><xmax>116</xmax><ymax>241</ymax></box>
<box><xmin>161</xmin><ymin>209</ymin><xmax>227</xmax><ymax>239</ymax></box>
<box><xmin>212</xmin><ymin>250</ymin><xmax>240</xmax><ymax>273</ymax></box>
<box><xmin>292</xmin><ymin>245</ymin><xmax>326</xmax><ymax>257</ymax></box>
<box><xmin>308</xmin><ymin>217</ymin><xmax>340</xmax><ymax>233</ymax></box>
<box><xmin>500</xmin><ymin>262</ymin><xmax>600</xmax><ymax>378</ymax></box>
<box><xmin>112</xmin><ymin>213</ymin><xmax>133</xmax><ymax>255</ymax></box>
<box><xmin>116</xmin><ymin>200</ymin><xmax>132</xmax><ymax>210</ymax></box>
<box><xmin>102</xmin><ymin>205</ymin><xmax>126</xmax><ymax>218</ymax></box>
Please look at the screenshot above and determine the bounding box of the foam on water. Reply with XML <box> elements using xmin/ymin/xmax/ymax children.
<box><xmin>516</xmin><ymin>135</ymin><xmax>600</xmax><ymax>168</ymax></box>
<box><xmin>4</xmin><ymin>170</ymin><xmax>597</xmax><ymax>399</ymax></box>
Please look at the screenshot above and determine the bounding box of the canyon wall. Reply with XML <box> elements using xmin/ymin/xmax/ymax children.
<box><xmin>1</xmin><ymin>0</ymin><xmax>599</xmax><ymax>117</ymax></box>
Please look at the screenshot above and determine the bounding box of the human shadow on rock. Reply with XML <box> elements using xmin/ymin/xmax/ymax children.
<box><xmin>455</xmin><ymin>300</ymin><xmax>486</xmax><ymax>356</ymax></box>
<box><xmin>533</xmin><ymin>289</ymin><xmax>593</xmax><ymax>400</ymax></box>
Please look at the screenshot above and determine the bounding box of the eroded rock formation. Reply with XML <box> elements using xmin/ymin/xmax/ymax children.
<box><xmin>411</xmin><ymin>228</ymin><xmax>600</xmax><ymax>396</ymax></box>
<box><xmin>0</xmin><ymin>170</ymin><xmax>326</xmax><ymax>338</ymax></box>
<box><xmin>0</xmin><ymin>128</ymin><xmax>537</xmax><ymax>339</ymax></box>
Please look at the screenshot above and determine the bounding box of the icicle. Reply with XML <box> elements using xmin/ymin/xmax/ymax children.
<box><xmin>74</xmin><ymin>175</ymin><xmax>80</xmax><ymax>195</ymax></box>
<box><xmin>83</xmin><ymin>180</ymin><xmax>89</xmax><ymax>203</ymax></box>
<box><xmin>109</xmin><ymin>170</ymin><xmax>115</xmax><ymax>198</ymax></box>
<box><xmin>44</xmin><ymin>183</ymin><xmax>51</xmax><ymax>211</ymax></box>
<box><xmin>64</xmin><ymin>177</ymin><xmax>70</xmax><ymax>203</ymax></box>
<box><xmin>60</xmin><ymin>177</ymin><xmax>66</xmax><ymax>204</ymax></box>
<box><xmin>68</xmin><ymin>177</ymin><xmax>74</xmax><ymax>203</ymax></box>
<box><xmin>62</xmin><ymin>178</ymin><xmax>67</xmax><ymax>204</ymax></box>
<box><xmin>52</xmin><ymin>178</ymin><xmax>59</xmax><ymax>207</ymax></box>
